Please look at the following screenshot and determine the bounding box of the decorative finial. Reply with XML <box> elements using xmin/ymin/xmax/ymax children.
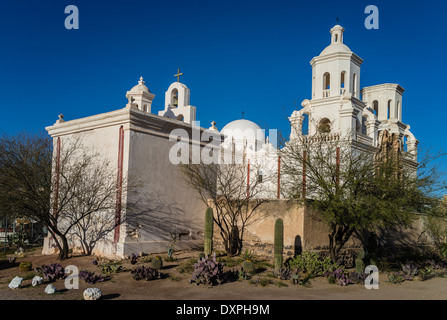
<box><xmin>174</xmin><ymin>68</ymin><xmax>183</xmax><ymax>82</ymax></box>
<box><xmin>336</xmin><ymin>17</ymin><xmax>339</xmax><ymax>24</ymax></box>
<box><xmin>210</xmin><ymin>121</ymin><xmax>218</xmax><ymax>131</ymax></box>
<box><xmin>55</xmin><ymin>114</ymin><xmax>65</xmax><ymax>124</ymax></box>
<box><xmin>241</xmin><ymin>111</ymin><xmax>245</xmax><ymax>119</ymax></box>
<box><xmin>139</xmin><ymin>76</ymin><xmax>145</xmax><ymax>85</ymax></box>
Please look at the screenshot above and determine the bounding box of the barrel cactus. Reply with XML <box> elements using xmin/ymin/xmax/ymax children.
<box><xmin>274</xmin><ymin>218</ymin><xmax>284</xmax><ymax>271</ymax></box>
<box><xmin>204</xmin><ymin>207</ymin><xmax>214</xmax><ymax>257</ymax></box>
<box><xmin>241</xmin><ymin>259</ymin><xmax>255</xmax><ymax>274</ymax></box>
<box><xmin>150</xmin><ymin>256</ymin><xmax>163</xmax><ymax>270</ymax></box>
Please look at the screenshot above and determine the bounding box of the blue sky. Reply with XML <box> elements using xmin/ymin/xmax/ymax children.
<box><xmin>0</xmin><ymin>0</ymin><xmax>446</xmax><ymax>173</ymax></box>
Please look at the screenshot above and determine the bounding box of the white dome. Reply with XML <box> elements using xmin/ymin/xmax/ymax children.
<box><xmin>130</xmin><ymin>77</ymin><xmax>151</xmax><ymax>94</ymax></box>
<box><xmin>221</xmin><ymin>119</ymin><xmax>264</xmax><ymax>142</ymax></box>
<box><xmin>319</xmin><ymin>42</ymin><xmax>352</xmax><ymax>56</ymax></box>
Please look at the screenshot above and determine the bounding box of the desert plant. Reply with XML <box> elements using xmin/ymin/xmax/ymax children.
<box><xmin>286</xmin><ymin>251</ymin><xmax>337</xmax><ymax>278</ymax></box>
<box><xmin>348</xmin><ymin>271</ymin><xmax>368</xmax><ymax>284</ymax></box>
<box><xmin>274</xmin><ymin>218</ymin><xmax>283</xmax><ymax>271</ymax></box>
<box><xmin>387</xmin><ymin>271</ymin><xmax>406</xmax><ymax>284</ymax></box>
<box><xmin>131</xmin><ymin>266</ymin><xmax>160</xmax><ymax>281</ymax></box>
<box><xmin>18</xmin><ymin>261</ymin><xmax>32</xmax><ymax>272</ymax></box>
<box><xmin>355</xmin><ymin>249</ymin><xmax>366</xmax><ymax>274</ymax></box>
<box><xmin>190</xmin><ymin>254</ymin><xmax>224</xmax><ymax>286</ymax></box>
<box><xmin>101</xmin><ymin>262</ymin><xmax>123</xmax><ymax>274</ymax></box>
<box><xmin>241</xmin><ymin>260</ymin><xmax>255</xmax><ymax>274</ymax></box>
<box><xmin>324</xmin><ymin>267</ymin><xmax>351</xmax><ymax>286</ymax></box>
<box><xmin>150</xmin><ymin>256</ymin><xmax>163</xmax><ymax>270</ymax></box>
<box><xmin>167</xmin><ymin>231</ymin><xmax>178</xmax><ymax>259</ymax></box>
<box><xmin>204</xmin><ymin>207</ymin><xmax>214</xmax><ymax>257</ymax></box>
<box><xmin>402</xmin><ymin>264</ymin><xmax>418</xmax><ymax>278</ymax></box>
<box><xmin>79</xmin><ymin>270</ymin><xmax>105</xmax><ymax>284</ymax></box>
<box><xmin>38</xmin><ymin>263</ymin><xmax>65</xmax><ymax>281</ymax></box>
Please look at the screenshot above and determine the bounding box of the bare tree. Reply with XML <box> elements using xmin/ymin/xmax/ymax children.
<box><xmin>179</xmin><ymin>154</ymin><xmax>272</xmax><ymax>256</ymax></box>
<box><xmin>0</xmin><ymin>132</ymin><xmax>126</xmax><ymax>260</ymax></box>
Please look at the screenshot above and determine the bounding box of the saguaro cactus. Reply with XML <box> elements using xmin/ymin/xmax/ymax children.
<box><xmin>355</xmin><ymin>249</ymin><xmax>365</xmax><ymax>274</ymax></box>
<box><xmin>274</xmin><ymin>218</ymin><xmax>284</xmax><ymax>271</ymax></box>
<box><xmin>204</xmin><ymin>207</ymin><xmax>214</xmax><ymax>257</ymax></box>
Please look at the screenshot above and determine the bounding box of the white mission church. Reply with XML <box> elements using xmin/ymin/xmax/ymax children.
<box><xmin>43</xmin><ymin>24</ymin><xmax>419</xmax><ymax>258</ymax></box>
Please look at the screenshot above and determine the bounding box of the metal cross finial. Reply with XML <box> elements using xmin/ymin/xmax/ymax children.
<box><xmin>174</xmin><ymin>68</ymin><xmax>183</xmax><ymax>82</ymax></box>
<box><xmin>336</xmin><ymin>17</ymin><xmax>339</xmax><ymax>24</ymax></box>
<box><xmin>241</xmin><ymin>111</ymin><xmax>245</xmax><ymax>119</ymax></box>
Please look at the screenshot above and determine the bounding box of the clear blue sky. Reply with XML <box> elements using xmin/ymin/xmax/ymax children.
<box><xmin>1</xmin><ymin>0</ymin><xmax>446</xmax><ymax>173</ymax></box>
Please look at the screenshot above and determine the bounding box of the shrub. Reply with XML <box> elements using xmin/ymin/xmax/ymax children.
<box><xmin>131</xmin><ymin>266</ymin><xmax>160</xmax><ymax>281</ymax></box>
<box><xmin>129</xmin><ymin>253</ymin><xmax>138</xmax><ymax>265</ymax></box>
<box><xmin>38</xmin><ymin>263</ymin><xmax>65</xmax><ymax>281</ymax></box>
<box><xmin>19</xmin><ymin>261</ymin><xmax>32</xmax><ymax>272</ymax></box>
<box><xmin>101</xmin><ymin>262</ymin><xmax>123</xmax><ymax>274</ymax></box>
<box><xmin>286</xmin><ymin>251</ymin><xmax>338</xmax><ymax>278</ymax></box>
<box><xmin>387</xmin><ymin>271</ymin><xmax>406</xmax><ymax>284</ymax></box>
<box><xmin>324</xmin><ymin>267</ymin><xmax>351</xmax><ymax>286</ymax></box>
<box><xmin>402</xmin><ymin>264</ymin><xmax>418</xmax><ymax>278</ymax></box>
<box><xmin>190</xmin><ymin>254</ymin><xmax>224</xmax><ymax>286</ymax></box>
<box><xmin>79</xmin><ymin>271</ymin><xmax>105</xmax><ymax>284</ymax></box>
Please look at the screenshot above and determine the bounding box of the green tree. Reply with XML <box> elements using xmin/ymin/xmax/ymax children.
<box><xmin>281</xmin><ymin>130</ymin><xmax>443</xmax><ymax>262</ymax></box>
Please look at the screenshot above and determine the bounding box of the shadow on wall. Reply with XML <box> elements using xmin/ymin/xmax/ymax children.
<box><xmin>125</xmin><ymin>189</ymin><xmax>204</xmax><ymax>245</ymax></box>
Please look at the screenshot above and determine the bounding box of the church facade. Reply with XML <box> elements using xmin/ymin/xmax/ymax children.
<box><xmin>43</xmin><ymin>24</ymin><xmax>420</xmax><ymax>258</ymax></box>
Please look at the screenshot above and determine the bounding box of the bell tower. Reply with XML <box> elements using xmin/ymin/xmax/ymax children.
<box><xmin>310</xmin><ymin>25</ymin><xmax>363</xmax><ymax>100</ymax></box>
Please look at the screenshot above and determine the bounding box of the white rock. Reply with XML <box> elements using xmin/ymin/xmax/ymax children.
<box><xmin>32</xmin><ymin>276</ymin><xmax>43</xmax><ymax>287</ymax></box>
<box><xmin>83</xmin><ymin>288</ymin><xmax>102</xmax><ymax>300</ymax></box>
<box><xmin>8</xmin><ymin>276</ymin><xmax>23</xmax><ymax>289</ymax></box>
<box><xmin>44</xmin><ymin>284</ymin><xmax>57</xmax><ymax>294</ymax></box>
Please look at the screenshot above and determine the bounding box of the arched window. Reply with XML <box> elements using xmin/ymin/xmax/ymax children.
<box><xmin>171</xmin><ymin>89</ymin><xmax>179</xmax><ymax>107</ymax></box>
<box><xmin>361</xmin><ymin>116</ymin><xmax>367</xmax><ymax>135</ymax></box>
<box><xmin>143</xmin><ymin>104</ymin><xmax>148</xmax><ymax>112</ymax></box>
<box><xmin>372</xmin><ymin>100</ymin><xmax>379</xmax><ymax>116</ymax></box>
<box><xmin>397</xmin><ymin>101</ymin><xmax>401</xmax><ymax>120</ymax></box>
<box><xmin>340</xmin><ymin>71</ymin><xmax>345</xmax><ymax>88</ymax></box>
<box><xmin>352</xmin><ymin>73</ymin><xmax>357</xmax><ymax>97</ymax></box>
<box><xmin>323</xmin><ymin>72</ymin><xmax>330</xmax><ymax>89</ymax></box>
<box><xmin>301</xmin><ymin>113</ymin><xmax>309</xmax><ymax>135</ymax></box>
<box><xmin>318</xmin><ymin>118</ymin><xmax>331</xmax><ymax>133</ymax></box>
<box><xmin>403</xmin><ymin>135</ymin><xmax>408</xmax><ymax>152</ymax></box>
<box><xmin>387</xmin><ymin>100</ymin><xmax>392</xmax><ymax>119</ymax></box>
<box><xmin>356</xmin><ymin>119</ymin><xmax>361</xmax><ymax>132</ymax></box>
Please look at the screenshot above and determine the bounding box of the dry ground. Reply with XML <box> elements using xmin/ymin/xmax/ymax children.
<box><xmin>1</xmin><ymin>246</ymin><xmax>447</xmax><ymax>300</ymax></box>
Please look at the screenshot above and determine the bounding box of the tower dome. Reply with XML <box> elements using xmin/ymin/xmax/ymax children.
<box><xmin>319</xmin><ymin>25</ymin><xmax>352</xmax><ymax>56</ymax></box>
<box><xmin>130</xmin><ymin>77</ymin><xmax>151</xmax><ymax>94</ymax></box>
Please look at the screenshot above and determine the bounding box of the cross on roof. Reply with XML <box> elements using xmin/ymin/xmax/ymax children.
<box><xmin>241</xmin><ymin>111</ymin><xmax>245</xmax><ymax>119</ymax></box>
<box><xmin>174</xmin><ymin>68</ymin><xmax>183</xmax><ymax>82</ymax></box>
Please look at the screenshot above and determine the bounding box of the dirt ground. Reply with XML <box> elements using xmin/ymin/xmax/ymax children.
<box><xmin>1</xmin><ymin>246</ymin><xmax>447</xmax><ymax>301</ymax></box>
